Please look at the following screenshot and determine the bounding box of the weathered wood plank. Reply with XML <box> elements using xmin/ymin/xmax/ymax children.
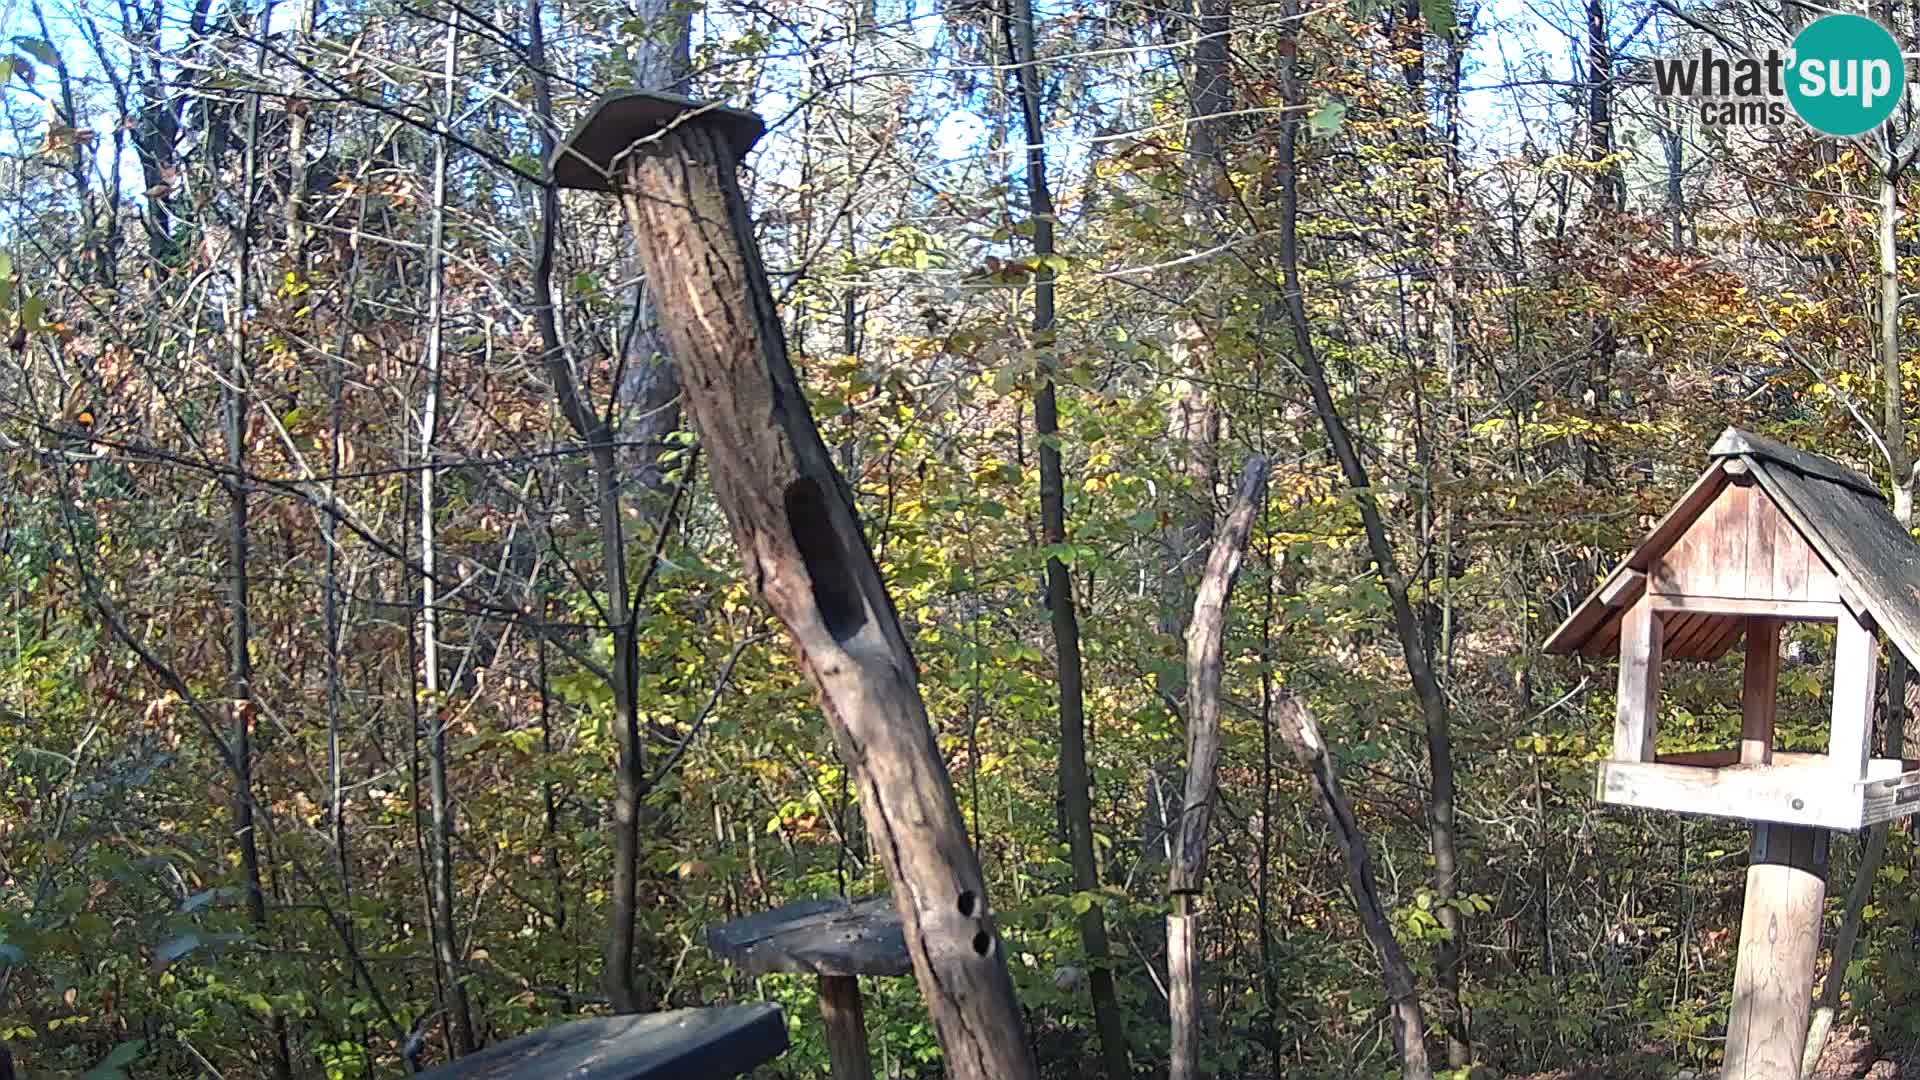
<box><xmin>1614</xmin><ymin>596</ymin><xmax>1662</xmax><ymax>763</ymax></box>
<box><xmin>1647</xmin><ymin>595</ymin><xmax>1845</xmax><ymax>620</ymax></box>
<box><xmin>1723</xmin><ymin>824</ymin><xmax>1828</xmax><ymax>1080</ymax></box>
<box><xmin>1830</xmin><ymin>612</ymin><xmax>1878</xmax><ymax>781</ymax></box>
<box><xmin>1741</xmin><ymin>618</ymin><xmax>1779</xmax><ymax>765</ymax></box>
<box><xmin>1596</xmin><ymin>753</ymin><xmax>1912</xmax><ymax>830</ymax></box>
<box><xmin>1595</xmin><ymin>760</ymin><xmax>1863</xmax><ymax>830</ymax></box>
<box><xmin>1708</xmin><ymin>480</ymin><xmax>1751</xmax><ymax>599</ymax></box>
<box><xmin>1746</xmin><ymin>477</ymin><xmax>1778</xmax><ymax>597</ymax></box>
<box><xmin>706</xmin><ymin>897</ymin><xmax>909</xmax><ymax>978</ymax></box>
<box><xmin>414</xmin><ymin>1006</ymin><xmax>788</xmax><ymax>1080</ymax></box>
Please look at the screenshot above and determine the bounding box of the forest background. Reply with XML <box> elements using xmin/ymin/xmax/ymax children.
<box><xmin>1</xmin><ymin>0</ymin><xmax>1916</xmax><ymax>1073</ymax></box>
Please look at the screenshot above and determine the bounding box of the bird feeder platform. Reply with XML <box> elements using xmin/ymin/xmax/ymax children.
<box><xmin>708</xmin><ymin>897</ymin><xmax>911</xmax><ymax>1080</ymax></box>
<box><xmin>412</xmin><ymin>1004</ymin><xmax>787</xmax><ymax>1079</ymax></box>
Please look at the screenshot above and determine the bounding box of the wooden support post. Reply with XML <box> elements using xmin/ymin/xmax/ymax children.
<box><xmin>1741</xmin><ymin>617</ymin><xmax>1779</xmax><ymax>765</ymax></box>
<box><xmin>817</xmin><ymin>975</ymin><xmax>874</xmax><ymax>1080</ymax></box>
<box><xmin>1831</xmin><ymin>612</ymin><xmax>1878</xmax><ymax>781</ymax></box>
<box><xmin>564</xmin><ymin>96</ymin><xmax>1037</xmax><ymax>1080</ymax></box>
<box><xmin>1614</xmin><ymin>595</ymin><xmax>1662</xmax><ymax>762</ymax></box>
<box><xmin>1723</xmin><ymin>824</ymin><xmax>1828</xmax><ymax>1080</ymax></box>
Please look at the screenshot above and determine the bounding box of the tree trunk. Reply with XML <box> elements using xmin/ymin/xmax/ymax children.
<box><xmin>1169</xmin><ymin>456</ymin><xmax>1268</xmax><ymax>1080</ymax></box>
<box><xmin>1002</xmin><ymin>1</ymin><xmax>1131</xmax><ymax>1075</ymax></box>
<box><xmin>226</xmin><ymin>17</ymin><xmax>291</xmax><ymax>1075</ymax></box>
<box><xmin>524</xmin><ymin>0</ymin><xmax>659</xmax><ymax>1013</ymax></box>
<box><xmin>418</xmin><ymin>13</ymin><xmax>477</xmax><ymax>1054</ymax></box>
<box><xmin>1275</xmin><ymin>0</ymin><xmax>1462</xmax><ymax>1064</ymax></box>
<box><xmin>1274</xmin><ymin>697</ymin><xmax>1432</xmax><ymax>1080</ymax></box>
<box><xmin>612</xmin><ymin>115</ymin><xmax>1039</xmax><ymax>1080</ymax></box>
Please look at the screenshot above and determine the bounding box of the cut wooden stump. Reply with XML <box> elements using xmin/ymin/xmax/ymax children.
<box><xmin>550</xmin><ymin>90</ymin><xmax>1038</xmax><ymax>1080</ymax></box>
<box><xmin>709</xmin><ymin>897</ymin><xmax>913</xmax><ymax>1080</ymax></box>
<box><xmin>413</xmin><ymin>1004</ymin><xmax>787</xmax><ymax>1079</ymax></box>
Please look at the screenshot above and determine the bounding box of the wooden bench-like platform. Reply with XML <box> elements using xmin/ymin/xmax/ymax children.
<box><xmin>415</xmin><ymin>1004</ymin><xmax>786</xmax><ymax>1079</ymax></box>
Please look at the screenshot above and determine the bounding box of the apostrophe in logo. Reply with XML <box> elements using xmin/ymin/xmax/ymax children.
<box><xmin>1786</xmin><ymin>14</ymin><xmax>1904</xmax><ymax>136</ymax></box>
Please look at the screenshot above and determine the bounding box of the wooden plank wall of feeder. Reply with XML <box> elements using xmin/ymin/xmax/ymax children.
<box><xmin>1651</xmin><ymin>464</ymin><xmax>1842</xmax><ymax>611</ymax></box>
<box><xmin>581</xmin><ymin>102</ymin><xmax>1038</xmax><ymax>1080</ymax></box>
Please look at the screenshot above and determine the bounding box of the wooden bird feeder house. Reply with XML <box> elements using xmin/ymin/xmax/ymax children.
<box><xmin>1547</xmin><ymin>426</ymin><xmax>1920</xmax><ymax>1077</ymax></box>
<box><xmin>1547</xmin><ymin>427</ymin><xmax>1920</xmax><ymax>829</ymax></box>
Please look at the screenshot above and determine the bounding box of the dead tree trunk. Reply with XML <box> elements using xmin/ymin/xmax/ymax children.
<box><xmin>563</xmin><ymin>97</ymin><xmax>1039</xmax><ymax>1080</ymax></box>
<box><xmin>1168</xmin><ymin>455</ymin><xmax>1267</xmax><ymax>1080</ymax></box>
<box><xmin>1275</xmin><ymin>696</ymin><xmax>1432</xmax><ymax>1080</ymax></box>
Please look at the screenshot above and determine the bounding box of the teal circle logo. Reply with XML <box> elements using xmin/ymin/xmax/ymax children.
<box><xmin>1786</xmin><ymin>14</ymin><xmax>1904</xmax><ymax>136</ymax></box>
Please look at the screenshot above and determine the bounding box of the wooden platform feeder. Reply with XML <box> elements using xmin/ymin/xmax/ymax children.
<box><xmin>708</xmin><ymin>897</ymin><xmax>911</xmax><ymax>1080</ymax></box>
<box><xmin>413</xmin><ymin>1004</ymin><xmax>787</xmax><ymax>1079</ymax></box>
<box><xmin>1546</xmin><ymin>427</ymin><xmax>1920</xmax><ymax>1078</ymax></box>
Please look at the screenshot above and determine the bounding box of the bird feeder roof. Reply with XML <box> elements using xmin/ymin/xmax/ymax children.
<box><xmin>1545</xmin><ymin>427</ymin><xmax>1920</xmax><ymax>668</ymax></box>
<box><xmin>549</xmin><ymin>89</ymin><xmax>765</xmax><ymax>192</ymax></box>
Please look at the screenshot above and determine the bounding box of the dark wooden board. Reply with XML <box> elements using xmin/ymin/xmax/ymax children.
<box><xmin>414</xmin><ymin>1005</ymin><xmax>787</xmax><ymax>1080</ymax></box>
<box><xmin>1748</xmin><ymin>450</ymin><xmax>1920</xmax><ymax>673</ymax></box>
<box><xmin>549</xmin><ymin>90</ymin><xmax>764</xmax><ymax>191</ymax></box>
<box><xmin>707</xmin><ymin>896</ymin><xmax>912</xmax><ymax>978</ymax></box>
<box><xmin>1711</xmin><ymin>427</ymin><xmax>1881</xmax><ymax>499</ymax></box>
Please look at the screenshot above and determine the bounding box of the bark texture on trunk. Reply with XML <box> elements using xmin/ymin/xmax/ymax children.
<box><xmin>615</xmin><ymin>121</ymin><xmax>1038</xmax><ymax>1080</ymax></box>
<box><xmin>1169</xmin><ymin>455</ymin><xmax>1268</xmax><ymax>1080</ymax></box>
<box><xmin>1275</xmin><ymin>696</ymin><xmax>1433</xmax><ymax>1080</ymax></box>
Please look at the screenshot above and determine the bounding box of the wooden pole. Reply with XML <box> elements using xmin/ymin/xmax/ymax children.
<box><xmin>817</xmin><ymin>975</ymin><xmax>875</xmax><ymax>1080</ymax></box>
<box><xmin>1169</xmin><ymin>456</ymin><xmax>1267</xmax><ymax>1080</ymax></box>
<box><xmin>597</xmin><ymin>105</ymin><xmax>1038</xmax><ymax>1080</ymax></box>
<box><xmin>1723</xmin><ymin>824</ymin><xmax>1828</xmax><ymax>1080</ymax></box>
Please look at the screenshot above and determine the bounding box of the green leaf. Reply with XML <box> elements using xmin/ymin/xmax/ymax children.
<box><xmin>1420</xmin><ymin>0</ymin><xmax>1456</xmax><ymax>34</ymax></box>
<box><xmin>1308</xmin><ymin>98</ymin><xmax>1348</xmax><ymax>137</ymax></box>
<box><xmin>11</xmin><ymin>36</ymin><xmax>57</xmax><ymax>67</ymax></box>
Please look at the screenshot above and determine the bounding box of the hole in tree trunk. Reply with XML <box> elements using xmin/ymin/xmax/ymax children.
<box><xmin>784</xmin><ymin>477</ymin><xmax>867</xmax><ymax>644</ymax></box>
<box><xmin>958</xmin><ymin>890</ymin><xmax>976</xmax><ymax>916</ymax></box>
<box><xmin>972</xmin><ymin>930</ymin><xmax>991</xmax><ymax>956</ymax></box>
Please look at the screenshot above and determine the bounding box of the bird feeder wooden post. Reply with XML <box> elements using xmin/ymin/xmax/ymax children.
<box><xmin>1547</xmin><ymin>428</ymin><xmax>1920</xmax><ymax>1078</ymax></box>
<box><xmin>549</xmin><ymin>91</ymin><xmax>1039</xmax><ymax>1080</ymax></box>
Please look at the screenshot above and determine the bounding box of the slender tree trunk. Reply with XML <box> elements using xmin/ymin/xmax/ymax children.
<box><xmin>1275</xmin><ymin>697</ymin><xmax>1433</xmax><ymax>1080</ymax></box>
<box><xmin>1003</xmin><ymin>1</ymin><xmax>1130</xmax><ymax>1074</ymax></box>
<box><xmin>419</xmin><ymin>15</ymin><xmax>477</xmax><ymax>1055</ymax></box>
<box><xmin>227</xmin><ymin>8</ymin><xmax>290</xmax><ymax>1073</ymax></box>
<box><xmin>1274</xmin><ymin>0</ymin><xmax>1461</xmax><ymax>1063</ymax></box>
<box><xmin>1169</xmin><ymin>457</ymin><xmax>1267</xmax><ymax>1080</ymax></box>
<box><xmin>524</xmin><ymin>0</ymin><xmax>653</xmax><ymax>1012</ymax></box>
